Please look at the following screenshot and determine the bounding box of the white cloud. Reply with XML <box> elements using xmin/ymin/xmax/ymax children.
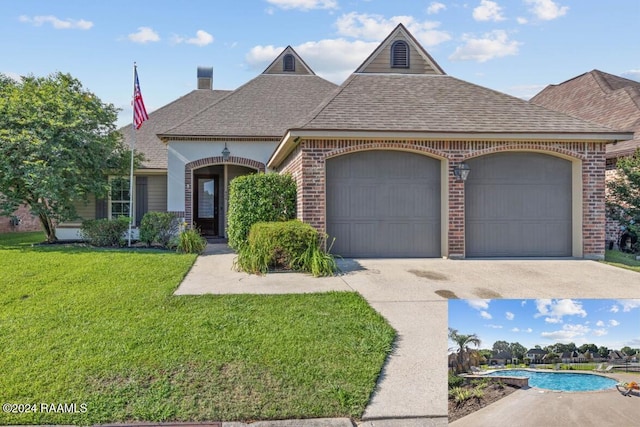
<box><xmin>596</xmin><ymin>320</ymin><xmax>605</xmax><ymax>327</ymax></box>
<box><xmin>610</xmin><ymin>305</ymin><xmax>620</xmax><ymax>313</ymax></box>
<box><xmin>335</xmin><ymin>12</ymin><xmax>451</xmax><ymax>46</ymax></box>
<box><xmin>521</xmin><ymin>300</ymin><xmax>527</xmax><ymax>306</ymax></box>
<box><xmin>516</xmin><ymin>17</ymin><xmax>528</xmax><ymax>24</ymax></box>
<box><xmin>172</xmin><ymin>30</ymin><xmax>214</xmax><ymax>47</ymax></box>
<box><xmin>511</xmin><ymin>327</ymin><xmax>520</xmax><ymax>332</ymax></box>
<box><xmin>480</xmin><ymin>310</ymin><xmax>492</xmax><ymax>319</ymax></box>
<box><xmin>449</xmin><ymin>30</ymin><xmax>520</xmax><ymax>63</ymax></box>
<box><xmin>622</xmin><ymin>70</ymin><xmax>640</xmax><ymax>82</ymax></box>
<box><xmin>505</xmin><ymin>84</ymin><xmax>546</xmax><ymax>100</ymax></box>
<box><xmin>3</xmin><ymin>72</ymin><xmax>21</xmax><ymax>82</ymax></box>
<box><xmin>609</xmin><ymin>319</ymin><xmax>620</xmax><ymax>327</ymax></box>
<box><xmin>19</xmin><ymin>15</ymin><xmax>93</xmax><ymax>30</ymax></box>
<box><xmin>593</xmin><ymin>329</ymin><xmax>608</xmax><ymax>337</ymax></box>
<box><xmin>427</xmin><ymin>2</ymin><xmax>447</xmax><ymax>15</ymax></box>
<box><xmin>266</xmin><ymin>0</ymin><xmax>338</xmax><ymax>10</ymax></box>
<box><xmin>505</xmin><ymin>311</ymin><xmax>514</xmax><ymax>320</ymax></box>
<box><xmin>541</xmin><ymin>324</ymin><xmax>590</xmax><ymax>341</ymax></box>
<box><xmin>619</xmin><ymin>299</ymin><xmax>640</xmax><ymax>312</ymax></box>
<box><xmin>466</xmin><ymin>299</ymin><xmax>491</xmax><ymax>310</ymax></box>
<box><xmin>525</xmin><ymin>328</ymin><xmax>533</xmax><ymax>333</ymax></box>
<box><xmin>486</xmin><ymin>324</ymin><xmax>503</xmax><ymax>329</ymax></box>
<box><xmin>246</xmin><ymin>38</ymin><xmax>377</xmax><ymax>84</ymax></box>
<box><xmin>534</xmin><ymin>299</ymin><xmax>587</xmax><ymax>323</ymax></box>
<box><xmin>524</xmin><ymin>0</ymin><xmax>569</xmax><ymax>21</ymax></box>
<box><xmin>473</xmin><ymin>0</ymin><xmax>505</xmax><ymax>22</ymax></box>
<box><xmin>128</xmin><ymin>27</ymin><xmax>160</xmax><ymax>44</ymax></box>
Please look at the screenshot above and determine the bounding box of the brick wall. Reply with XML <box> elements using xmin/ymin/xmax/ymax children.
<box><xmin>0</xmin><ymin>204</ymin><xmax>41</xmax><ymax>233</ymax></box>
<box><xmin>278</xmin><ymin>138</ymin><xmax>606</xmax><ymax>259</ymax></box>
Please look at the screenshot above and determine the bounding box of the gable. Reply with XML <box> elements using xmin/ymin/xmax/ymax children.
<box><xmin>263</xmin><ymin>46</ymin><xmax>315</xmax><ymax>76</ymax></box>
<box><xmin>356</xmin><ymin>23</ymin><xmax>445</xmax><ymax>75</ymax></box>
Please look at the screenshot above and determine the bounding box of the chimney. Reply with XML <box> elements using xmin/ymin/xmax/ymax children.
<box><xmin>197</xmin><ymin>66</ymin><xmax>213</xmax><ymax>89</ymax></box>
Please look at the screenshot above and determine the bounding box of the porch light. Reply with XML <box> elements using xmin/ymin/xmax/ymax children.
<box><xmin>453</xmin><ymin>162</ymin><xmax>470</xmax><ymax>182</ymax></box>
<box><xmin>221</xmin><ymin>143</ymin><xmax>230</xmax><ymax>162</ymax></box>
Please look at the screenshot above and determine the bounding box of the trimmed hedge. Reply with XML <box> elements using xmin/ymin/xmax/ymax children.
<box><xmin>80</xmin><ymin>217</ymin><xmax>130</xmax><ymax>247</ymax></box>
<box><xmin>235</xmin><ymin>220</ymin><xmax>338</xmax><ymax>277</ymax></box>
<box><xmin>227</xmin><ymin>173</ymin><xmax>296</xmax><ymax>250</ymax></box>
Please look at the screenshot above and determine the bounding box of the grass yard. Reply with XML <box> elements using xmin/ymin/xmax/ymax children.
<box><xmin>0</xmin><ymin>232</ymin><xmax>395</xmax><ymax>425</ymax></box>
<box><xmin>603</xmin><ymin>250</ymin><xmax>640</xmax><ymax>273</ymax></box>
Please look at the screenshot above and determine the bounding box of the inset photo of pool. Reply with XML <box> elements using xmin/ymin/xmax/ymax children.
<box><xmin>448</xmin><ymin>298</ymin><xmax>640</xmax><ymax>426</ymax></box>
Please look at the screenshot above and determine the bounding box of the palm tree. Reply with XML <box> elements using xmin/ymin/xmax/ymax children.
<box><xmin>449</xmin><ymin>328</ymin><xmax>482</xmax><ymax>373</ymax></box>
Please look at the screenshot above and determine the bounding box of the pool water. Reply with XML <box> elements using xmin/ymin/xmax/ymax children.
<box><xmin>485</xmin><ymin>369</ymin><xmax>618</xmax><ymax>392</ymax></box>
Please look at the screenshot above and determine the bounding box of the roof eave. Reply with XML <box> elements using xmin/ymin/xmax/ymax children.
<box><xmin>267</xmin><ymin>129</ymin><xmax>633</xmax><ymax>169</ymax></box>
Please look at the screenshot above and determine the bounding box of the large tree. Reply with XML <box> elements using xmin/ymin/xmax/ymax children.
<box><xmin>449</xmin><ymin>328</ymin><xmax>481</xmax><ymax>373</ymax></box>
<box><xmin>0</xmin><ymin>72</ymin><xmax>130</xmax><ymax>242</ymax></box>
<box><xmin>509</xmin><ymin>342</ymin><xmax>527</xmax><ymax>360</ymax></box>
<box><xmin>607</xmin><ymin>149</ymin><xmax>640</xmax><ymax>247</ymax></box>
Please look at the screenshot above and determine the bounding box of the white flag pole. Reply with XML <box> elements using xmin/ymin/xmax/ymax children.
<box><xmin>127</xmin><ymin>62</ymin><xmax>137</xmax><ymax>247</ymax></box>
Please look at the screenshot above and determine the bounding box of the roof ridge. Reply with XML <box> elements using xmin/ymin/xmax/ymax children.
<box><xmin>293</xmin><ymin>74</ymin><xmax>359</xmax><ymax>129</ymax></box>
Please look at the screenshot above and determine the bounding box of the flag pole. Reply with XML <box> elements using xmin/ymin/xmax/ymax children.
<box><xmin>127</xmin><ymin>62</ymin><xmax>137</xmax><ymax>247</ymax></box>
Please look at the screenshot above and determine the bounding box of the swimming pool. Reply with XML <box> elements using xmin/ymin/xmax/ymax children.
<box><xmin>485</xmin><ymin>369</ymin><xmax>618</xmax><ymax>392</ymax></box>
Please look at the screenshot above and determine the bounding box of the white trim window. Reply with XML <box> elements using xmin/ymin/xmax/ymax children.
<box><xmin>109</xmin><ymin>177</ymin><xmax>132</xmax><ymax>220</ymax></box>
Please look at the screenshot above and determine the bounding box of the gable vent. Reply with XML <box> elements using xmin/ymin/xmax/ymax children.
<box><xmin>283</xmin><ymin>54</ymin><xmax>295</xmax><ymax>72</ymax></box>
<box><xmin>391</xmin><ymin>41</ymin><xmax>409</xmax><ymax>68</ymax></box>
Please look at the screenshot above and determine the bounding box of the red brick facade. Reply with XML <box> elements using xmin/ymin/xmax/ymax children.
<box><xmin>0</xmin><ymin>204</ymin><xmax>41</xmax><ymax>234</ymax></box>
<box><xmin>279</xmin><ymin>138</ymin><xmax>607</xmax><ymax>259</ymax></box>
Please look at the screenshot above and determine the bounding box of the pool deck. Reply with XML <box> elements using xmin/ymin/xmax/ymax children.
<box><xmin>450</xmin><ymin>372</ymin><xmax>640</xmax><ymax>427</ymax></box>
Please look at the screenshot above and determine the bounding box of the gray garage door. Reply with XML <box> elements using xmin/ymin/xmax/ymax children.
<box><xmin>326</xmin><ymin>150</ymin><xmax>441</xmax><ymax>257</ymax></box>
<box><xmin>465</xmin><ymin>152</ymin><xmax>572</xmax><ymax>257</ymax></box>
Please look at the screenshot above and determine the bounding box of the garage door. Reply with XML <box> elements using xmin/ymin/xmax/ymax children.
<box><xmin>465</xmin><ymin>152</ymin><xmax>572</xmax><ymax>257</ymax></box>
<box><xmin>326</xmin><ymin>150</ymin><xmax>441</xmax><ymax>257</ymax></box>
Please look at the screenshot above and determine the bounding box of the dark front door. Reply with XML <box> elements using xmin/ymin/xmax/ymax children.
<box><xmin>194</xmin><ymin>175</ymin><xmax>219</xmax><ymax>236</ymax></box>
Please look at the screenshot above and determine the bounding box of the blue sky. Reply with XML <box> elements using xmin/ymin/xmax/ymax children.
<box><xmin>449</xmin><ymin>299</ymin><xmax>640</xmax><ymax>351</ymax></box>
<box><xmin>2</xmin><ymin>0</ymin><xmax>639</xmax><ymax>127</ymax></box>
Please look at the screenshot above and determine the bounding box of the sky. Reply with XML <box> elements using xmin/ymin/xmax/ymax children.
<box><xmin>2</xmin><ymin>0</ymin><xmax>639</xmax><ymax>128</ymax></box>
<box><xmin>449</xmin><ymin>299</ymin><xmax>640</xmax><ymax>352</ymax></box>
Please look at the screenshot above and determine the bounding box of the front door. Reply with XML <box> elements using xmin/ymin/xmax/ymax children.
<box><xmin>194</xmin><ymin>175</ymin><xmax>219</xmax><ymax>236</ymax></box>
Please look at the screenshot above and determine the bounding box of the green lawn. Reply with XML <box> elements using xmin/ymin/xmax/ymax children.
<box><xmin>0</xmin><ymin>232</ymin><xmax>395</xmax><ymax>425</ymax></box>
<box><xmin>603</xmin><ymin>249</ymin><xmax>640</xmax><ymax>273</ymax></box>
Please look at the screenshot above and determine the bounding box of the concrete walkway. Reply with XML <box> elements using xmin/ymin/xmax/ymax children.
<box><xmin>449</xmin><ymin>372</ymin><xmax>640</xmax><ymax>427</ymax></box>
<box><xmin>175</xmin><ymin>244</ymin><xmax>640</xmax><ymax>426</ymax></box>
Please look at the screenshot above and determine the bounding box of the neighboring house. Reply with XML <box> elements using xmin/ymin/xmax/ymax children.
<box><xmin>490</xmin><ymin>351</ymin><xmax>513</xmax><ymax>366</ymax></box>
<box><xmin>0</xmin><ymin>204</ymin><xmax>41</xmax><ymax>234</ymax></box>
<box><xmin>530</xmin><ymin>70</ymin><xmax>640</xmax><ymax>245</ymax></box>
<box><xmin>525</xmin><ymin>349</ymin><xmax>548</xmax><ymax>363</ymax></box>
<box><xmin>56</xmin><ymin>24</ymin><xmax>631</xmax><ymax>259</ymax></box>
<box><xmin>609</xmin><ymin>350</ymin><xmax>628</xmax><ymax>362</ymax></box>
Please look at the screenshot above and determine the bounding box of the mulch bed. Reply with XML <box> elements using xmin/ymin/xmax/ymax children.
<box><xmin>449</xmin><ymin>383</ymin><xmax>520</xmax><ymax>422</ymax></box>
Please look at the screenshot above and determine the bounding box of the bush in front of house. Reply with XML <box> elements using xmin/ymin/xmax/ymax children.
<box><xmin>226</xmin><ymin>172</ymin><xmax>296</xmax><ymax>250</ymax></box>
<box><xmin>175</xmin><ymin>228</ymin><xmax>207</xmax><ymax>254</ymax></box>
<box><xmin>80</xmin><ymin>217</ymin><xmax>130</xmax><ymax>247</ymax></box>
<box><xmin>139</xmin><ymin>212</ymin><xmax>180</xmax><ymax>248</ymax></box>
<box><xmin>234</xmin><ymin>220</ymin><xmax>338</xmax><ymax>276</ymax></box>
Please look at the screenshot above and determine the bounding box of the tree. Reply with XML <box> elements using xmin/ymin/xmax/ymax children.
<box><xmin>621</xmin><ymin>346</ymin><xmax>633</xmax><ymax>356</ymax></box>
<box><xmin>579</xmin><ymin>343</ymin><xmax>598</xmax><ymax>355</ymax></box>
<box><xmin>492</xmin><ymin>340</ymin><xmax>510</xmax><ymax>354</ymax></box>
<box><xmin>0</xmin><ymin>72</ymin><xmax>131</xmax><ymax>242</ymax></box>
<box><xmin>598</xmin><ymin>346</ymin><xmax>610</xmax><ymax>358</ymax></box>
<box><xmin>509</xmin><ymin>342</ymin><xmax>527</xmax><ymax>360</ymax></box>
<box><xmin>607</xmin><ymin>149</ymin><xmax>640</xmax><ymax>248</ymax></box>
<box><xmin>545</xmin><ymin>351</ymin><xmax>560</xmax><ymax>364</ymax></box>
<box><xmin>448</xmin><ymin>328</ymin><xmax>481</xmax><ymax>373</ymax></box>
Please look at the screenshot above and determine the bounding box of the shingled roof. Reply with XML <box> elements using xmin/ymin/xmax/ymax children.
<box><xmin>530</xmin><ymin>70</ymin><xmax>640</xmax><ymax>158</ymax></box>
<box><xmin>297</xmin><ymin>73</ymin><xmax>619</xmax><ymax>134</ymax></box>
<box><xmin>121</xmin><ymin>89</ymin><xmax>230</xmax><ymax>169</ymax></box>
<box><xmin>159</xmin><ymin>73</ymin><xmax>338</xmax><ymax>139</ymax></box>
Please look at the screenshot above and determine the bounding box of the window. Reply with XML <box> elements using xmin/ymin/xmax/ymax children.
<box><xmin>283</xmin><ymin>54</ymin><xmax>295</xmax><ymax>72</ymax></box>
<box><xmin>109</xmin><ymin>177</ymin><xmax>131</xmax><ymax>219</ymax></box>
<box><xmin>391</xmin><ymin>41</ymin><xmax>409</xmax><ymax>68</ymax></box>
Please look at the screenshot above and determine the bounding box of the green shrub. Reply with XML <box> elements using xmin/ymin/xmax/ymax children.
<box><xmin>80</xmin><ymin>217</ymin><xmax>130</xmax><ymax>247</ymax></box>
<box><xmin>139</xmin><ymin>212</ymin><xmax>179</xmax><ymax>247</ymax></box>
<box><xmin>176</xmin><ymin>228</ymin><xmax>207</xmax><ymax>254</ymax></box>
<box><xmin>449</xmin><ymin>387</ymin><xmax>472</xmax><ymax>403</ymax></box>
<box><xmin>227</xmin><ymin>173</ymin><xmax>296</xmax><ymax>250</ymax></box>
<box><xmin>234</xmin><ymin>220</ymin><xmax>338</xmax><ymax>277</ymax></box>
<box><xmin>448</xmin><ymin>373</ymin><xmax>464</xmax><ymax>389</ymax></box>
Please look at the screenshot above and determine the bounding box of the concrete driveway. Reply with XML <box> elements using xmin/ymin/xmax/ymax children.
<box><xmin>175</xmin><ymin>245</ymin><xmax>640</xmax><ymax>426</ymax></box>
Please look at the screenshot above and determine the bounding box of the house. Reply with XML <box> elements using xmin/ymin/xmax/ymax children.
<box><xmin>525</xmin><ymin>348</ymin><xmax>548</xmax><ymax>364</ymax></box>
<box><xmin>530</xmin><ymin>70</ymin><xmax>640</xmax><ymax>245</ymax></box>
<box><xmin>56</xmin><ymin>24</ymin><xmax>631</xmax><ymax>259</ymax></box>
<box><xmin>0</xmin><ymin>204</ymin><xmax>41</xmax><ymax>234</ymax></box>
<box><xmin>609</xmin><ymin>350</ymin><xmax>628</xmax><ymax>362</ymax></box>
<box><xmin>490</xmin><ymin>351</ymin><xmax>513</xmax><ymax>366</ymax></box>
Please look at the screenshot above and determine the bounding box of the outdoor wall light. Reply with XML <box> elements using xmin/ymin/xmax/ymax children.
<box><xmin>221</xmin><ymin>143</ymin><xmax>230</xmax><ymax>162</ymax></box>
<box><xmin>453</xmin><ymin>162</ymin><xmax>470</xmax><ymax>182</ymax></box>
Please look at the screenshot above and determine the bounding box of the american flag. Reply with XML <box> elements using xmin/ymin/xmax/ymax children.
<box><xmin>133</xmin><ymin>67</ymin><xmax>149</xmax><ymax>129</ymax></box>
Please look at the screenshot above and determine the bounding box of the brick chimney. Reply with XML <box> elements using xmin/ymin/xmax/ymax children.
<box><xmin>197</xmin><ymin>66</ymin><xmax>213</xmax><ymax>89</ymax></box>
